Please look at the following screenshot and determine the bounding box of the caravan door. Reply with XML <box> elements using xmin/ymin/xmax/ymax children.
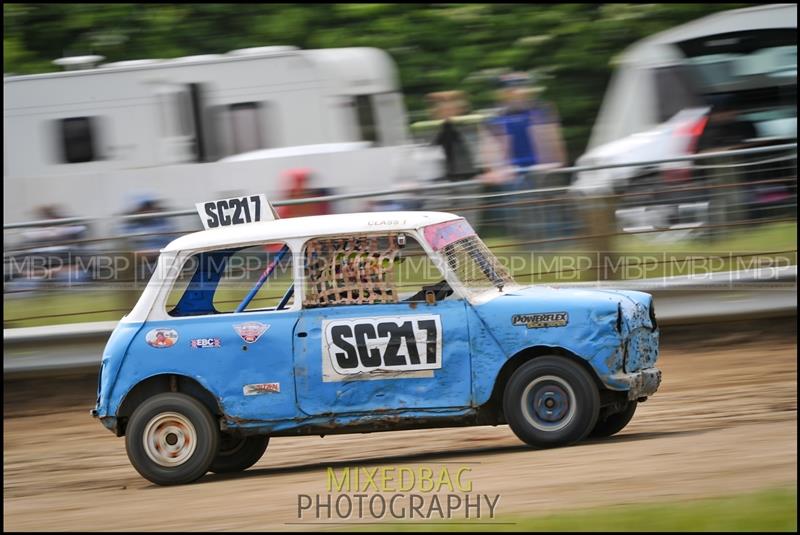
<box><xmin>152</xmin><ymin>83</ymin><xmax>199</xmax><ymax>164</ymax></box>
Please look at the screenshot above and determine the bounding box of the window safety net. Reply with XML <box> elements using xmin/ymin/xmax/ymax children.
<box><xmin>303</xmin><ymin>235</ymin><xmax>400</xmax><ymax>307</ymax></box>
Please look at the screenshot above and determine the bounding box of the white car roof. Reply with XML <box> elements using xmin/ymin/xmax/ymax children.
<box><xmin>163</xmin><ymin>211</ymin><xmax>462</xmax><ymax>252</ymax></box>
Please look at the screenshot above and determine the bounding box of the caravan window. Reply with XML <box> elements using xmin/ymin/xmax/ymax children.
<box><xmin>354</xmin><ymin>95</ymin><xmax>378</xmax><ymax>145</ymax></box>
<box><xmin>58</xmin><ymin>117</ymin><xmax>97</xmax><ymax>163</ymax></box>
<box><xmin>229</xmin><ymin>102</ymin><xmax>266</xmax><ymax>155</ymax></box>
<box><xmin>171</xmin><ymin>91</ymin><xmax>194</xmax><ymax>137</ymax></box>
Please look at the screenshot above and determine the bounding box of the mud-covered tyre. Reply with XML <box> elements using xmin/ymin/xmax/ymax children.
<box><xmin>125</xmin><ymin>392</ymin><xmax>219</xmax><ymax>486</ymax></box>
<box><xmin>209</xmin><ymin>434</ymin><xmax>269</xmax><ymax>474</ymax></box>
<box><xmin>503</xmin><ymin>356</ymin><xmax>600</xmax><ymax>448</ymax></box>
<box><xmin>590</xmin><ymin>401</ymin><xmax>637</xmax><ymax>438</ymax></box>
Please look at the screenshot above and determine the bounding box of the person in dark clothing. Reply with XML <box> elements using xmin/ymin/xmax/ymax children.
<box><xmin>432</xmin><ymin>116</ymin><xmax>477</xmax><ymax>182</ymax></box>
<box><xmin>427</xmin><ymin>91</ymin><xmax>478</xmax><ymax>182</ymax></box>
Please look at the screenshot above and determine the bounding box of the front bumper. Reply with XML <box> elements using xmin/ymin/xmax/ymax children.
<box><xmin>626</xmin><ymin>367</ymin><xmax>662</xmax><ymax>400</ymax></box>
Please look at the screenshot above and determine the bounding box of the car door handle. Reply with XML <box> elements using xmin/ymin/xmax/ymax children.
<box><xmin>297</xmin><ymin>332</ymin><xmax>308</xmax><ymax>338</ymax></box>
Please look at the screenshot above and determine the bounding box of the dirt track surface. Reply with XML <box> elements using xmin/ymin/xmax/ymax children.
<box><xmin>4</xmin><ymin>322</ymin><xmax>797</xmax><ymax>531</ymax></box>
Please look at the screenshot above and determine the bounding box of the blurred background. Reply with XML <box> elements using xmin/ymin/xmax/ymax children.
<box><xmin>3</xmin><ymin>3</ymin><xmax>797</xmax><ymax>532</ymax></box>
<box><xmin>3</xmin><ymin>3</ymin><xmax>796</xmax><ymax>328</ymax></box>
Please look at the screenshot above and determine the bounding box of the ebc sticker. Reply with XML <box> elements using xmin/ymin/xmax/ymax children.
<box><xmin>512</xmin><ymin>312</ymin><xmax>569</xmax><ymax>329</ymax></box>
<box><xmin>322</xmin><ymin>315</ymin><xmax>442</xmax><ymax>377</ymax></box>
<box><xmin>145</xmin><ymin>328</ymin><xmax>178</xmax><ymax>348</ymax></box>
<box><xmin>191</xmin><ymin>337</ymin><xmax>221</xmax><ymax>348</ymax></box>
<box><xmin>234</xmin><ymin>322</ymin><xmax>269</xmax><ymax>343</ymax></box>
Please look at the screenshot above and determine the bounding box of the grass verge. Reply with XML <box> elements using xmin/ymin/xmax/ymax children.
<box><xmin>347</xmin><ymin>486</ymin><xmax>797</xmax><ymax>532</ymax></box>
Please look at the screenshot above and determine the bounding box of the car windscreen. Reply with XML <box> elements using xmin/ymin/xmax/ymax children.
<box><xmin>422</xmin><ymin>219</ymin><xmax>515</xmax><ymax>295</ymax></box>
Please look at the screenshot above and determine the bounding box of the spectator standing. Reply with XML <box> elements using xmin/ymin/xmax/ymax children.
<box><xmin>121</xmin><ymin>194</ymin><xmax>175</xmax><ymax>283</ymax></box>
<box><xmin>275</xmin><ymin>168</ymin><xmax>332</xmax><ymax>219</ymax></box>
<box><xmin>478</xmin><ymin>72</ymin><xmax>569</xmax><ymax>238</ymax></box>
<box><xmin>13</xmin><ymin>205</ymin><xmax>89</xmax><ymax>289</ymax></box>
<box><xmin>427</xmin><ymin>90</ymin><xmax>478</xmax><ymax>183</ymax></box>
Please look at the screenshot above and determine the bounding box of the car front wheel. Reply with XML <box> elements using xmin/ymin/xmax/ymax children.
<box><xmin>125</xmin><ymin>392</ymin><xmax>219</xmax><ymax>486</ymax></box>
<box><xmin>209</xmin><ymin>433</ymin><xmax>269</xmax><ymax>474</ymax></box>
<box><xmin>503</xmin><ymin>356</ymin><xmax>600</xmax><ymax>448</ymax></box>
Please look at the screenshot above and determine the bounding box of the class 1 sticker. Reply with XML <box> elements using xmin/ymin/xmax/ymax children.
<box><xmin>512</xmin><ymin>312</ymin><xmax>569</xmax><ymax>329</ymax></box>
<box><xmin>322</xmin><ymin>315</ymin><xmax>442</xmax><ymax>377</ymax></box>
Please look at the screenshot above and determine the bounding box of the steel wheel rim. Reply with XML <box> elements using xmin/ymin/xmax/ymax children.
<box><xmin>521</xmin><ymin>375</ymin><xmax>577</xmax><ymax>432</ymax></box>
<box><xmin>143</xmin><ymin>411</ymin><xmax>197</xmax><ymax>467</ymax></box>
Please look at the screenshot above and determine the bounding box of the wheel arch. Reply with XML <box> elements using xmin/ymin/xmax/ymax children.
<box><xmin>116</xmin><ymin>373</ymin><xmax>223</xmax><ymax>437</ymax></box>
<box><xmin>480</xmin><ymin>345</ymin><xmax>607</xmax><ymax>423</ymax></box>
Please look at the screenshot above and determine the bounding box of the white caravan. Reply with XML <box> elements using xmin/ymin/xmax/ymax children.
<box><xmin>3</xmin><ymin>46</ymin><xmax>441</xmax><ymax>225</ymax></box>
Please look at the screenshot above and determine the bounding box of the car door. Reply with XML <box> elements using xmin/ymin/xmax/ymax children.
<box><xmin>170</xmin><ymin>309</ymin><xmax>300</xmax><ymax>422</ymax></box>
<box><xmin>293</xmin><ymin>299</ymin><xmax>471</xmax><ymax>415</ymax></box>
<box><xmin>292</xmin><ymin>232</ymin><xmax>472</xmax><ymax>416</ymax></box>
<box><xmin>156</xmin><ymin>242</ymin><xmax>302</xmax><ymax>424</ymax></box>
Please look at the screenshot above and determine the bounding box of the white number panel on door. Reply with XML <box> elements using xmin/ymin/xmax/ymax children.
<box><xmin>321</xmin><ymin>315</ymin><xmax>442</xmax><ymax>381</ymax></box>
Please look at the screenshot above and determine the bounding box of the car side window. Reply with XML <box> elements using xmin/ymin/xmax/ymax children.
<box><xmin>303</xmin><ymin>234</ymin><xmax>398</xmax><ymax>308</ymax></box>
<box><xmin>302</xmin><ymin>233</ymin><xmax>451</xmax><ymax>308</ymax></box>
<box><xmin>213</xmin><ymin>243</ymin><xmax>294</xmax><ymax>313</ymax></box>
<box><xmin>166</xmin><ymin>242</ymin><xmax>294</xmax><ymax>316</ymax></box>
<box><xmin>394</xmin><ymin>235</ymin><xmax>455</xmax><ymax>302</ymax></box>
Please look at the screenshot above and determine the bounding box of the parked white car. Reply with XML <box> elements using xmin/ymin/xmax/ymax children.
<box><xmin>572</xmin><ymin>4</ymin><xmax>797</xmax><ymax>238</ymax></box>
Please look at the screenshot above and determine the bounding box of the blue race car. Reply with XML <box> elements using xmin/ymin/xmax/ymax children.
<box><xmin>93</xmin><ymin>198</ymin><xmax>660</xmax><ymax>486</ymax></box>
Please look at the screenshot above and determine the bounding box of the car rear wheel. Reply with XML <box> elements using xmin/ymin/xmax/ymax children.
<box><xmin>125</xmin><ymin>392</ymin><xmax>219</xmax><ymax>486</ymax></box>
<box><xmin>209</xmin><ymin>433</ymin><xmax>269</xmax><ymax>474</ymax></box>
<box><xmin>503</xmin><ymin>356</ymin><xmax>600</xmax><ymax>448</ymax></box>
<box><xmin>590</xmin><ymin>401</ymin><xmax>637</xmax><ymax>438</ymax></box>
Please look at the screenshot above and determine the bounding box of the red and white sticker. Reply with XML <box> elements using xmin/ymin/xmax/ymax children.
<box><xmin>243</xmin><ymin>383</ymin><xmax>280</xmax><ymax>396</ymax></box>
<box><xmin>233</xmin><ymin>322</ymin><xmax>269</xmax><ymax>343</ymax></box>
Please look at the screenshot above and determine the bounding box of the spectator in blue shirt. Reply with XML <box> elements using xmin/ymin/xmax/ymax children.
<box><xmin>121</xmin><ymin>194</ymin><xmax>176</xmax><ymax>283</ymax></box>
<box><xmin>477</xmin><ymin>72</ymin><xmax>568</xmax><ymax>237</ymax></box>
<box><xmin>122</xmin><ymin>194</ymin><xmax>175</xmax><ymax>253</ymax></box>
<box><xmin>484</xmin><ymin>72</ymin><xmax>567</xmax><ymax>174</ymax></box>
